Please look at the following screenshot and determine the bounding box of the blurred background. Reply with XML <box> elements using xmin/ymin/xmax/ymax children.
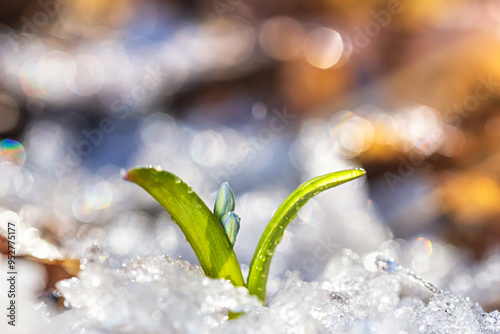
<box><xmin>1</xmin><ymin>0</ymin><xmax>500</xmax><ymax>314</ymax></box>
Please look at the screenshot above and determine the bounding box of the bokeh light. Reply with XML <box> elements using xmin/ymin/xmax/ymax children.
<box><xmin>85</xmin><ymin>180</ymin><xmax>114</xmax><ymax>210</ymax></box>
<box><xmin>67</xmin><ymin>54</ymin><xmax>106</xmax><ymax>96</ymax></box>
<box><xmin>0</xmin><ymin>93</ymin><xmax>20</xmax><ymax>133</ymax></box>
<box><xmin>0</xmin><ymin>139</ymin><xmax>26</xmax><ymax>167</ymax></box>
<box><xmin>303</xmin><ymin>27</ymin><xmax>344</xmax><ymax>69</ymax></box>
<box><xmin>34</xmin><ymin>51</ymin><xmax>76</xmax><ymax>101</ymax></box>
<box><xmin>190</xmin><ymin>130</ymin><xmax>226</xmax><ymax>167</ymax></box>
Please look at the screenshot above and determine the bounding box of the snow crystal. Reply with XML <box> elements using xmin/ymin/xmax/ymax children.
<box><xmin>44</xmin><ymin>247</ymin><xmax>500</xmax><ymax>333</ymax></box>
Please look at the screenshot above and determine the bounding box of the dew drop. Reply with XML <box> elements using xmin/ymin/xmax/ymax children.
<box><xmin>257</xmin><ymin>287</ymin><xmax>262</xmax><ymax>291</ymax></box>
<box><xmin>259</xmin><ymin>255</ymin><xmax>266</xmax><ymax>261</ymax></box>
<box><xmin>256</xmin><ymin>266</ymin><xmax>263</xmax><ymax>272</ymax></box>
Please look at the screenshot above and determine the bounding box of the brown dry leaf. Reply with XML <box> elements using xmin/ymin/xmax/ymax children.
<box><xmin>0</xmin><ymin>234</ymin><xmax>80</xmax><ymax>293</ymax></box>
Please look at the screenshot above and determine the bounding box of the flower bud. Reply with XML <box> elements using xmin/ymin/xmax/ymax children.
<box><xmin>220</xmin><ymin>212</ymin><xmax>240</xmax><ymax>246</ymax></box>
<box><xmin>213</xmin><ymin>182</ymin><xmax>235</xmax><ymax>222</ymax></box>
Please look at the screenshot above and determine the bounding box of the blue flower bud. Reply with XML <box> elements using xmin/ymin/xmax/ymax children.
<box><xmin>214</xmin><ymin>182</ymin><xmax>235</xmax><ymax>222</ymax></box>
<box><xmin>220</xmin><ymin>212</ymin><xmax>240</xmax><ymax>246</ymax></box>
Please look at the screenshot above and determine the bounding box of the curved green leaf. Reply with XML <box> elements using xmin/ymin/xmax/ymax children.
<box><xmin>124</xmin><ymin>167</ymin><xmax>245</xmax><ymax>287</ymax></box>
<box><xmin>247</xmin><ymin>168</ymin><xmax>366</xmax><ymax>303</ymax></box>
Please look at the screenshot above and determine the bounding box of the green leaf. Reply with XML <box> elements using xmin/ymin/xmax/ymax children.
<box><xmin>124</xmin><ymin>167</ymin><xmax>245</xmax><ymax>287</ymax></box>
<box><xmin>246</xmin><ymin>168</ymin><xmax>366</xmax><ymax>304</ymax></box>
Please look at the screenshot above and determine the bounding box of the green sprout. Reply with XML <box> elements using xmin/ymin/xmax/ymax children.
<box><xmin>124</xmin><ymin>166</ymin><xmax>366</xmax><ymax>305</ymax></box>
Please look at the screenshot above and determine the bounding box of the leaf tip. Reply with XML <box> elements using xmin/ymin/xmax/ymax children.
<box><xmin>123</xmin><ymin>166</ymin><xmax>165</xmax><ymax>183</ymax></box>
<box><xmin>355</xmin><ymin>167</ymin><xmax>366</xmax><ymax>176</ymax></box>
<box><xmin>122</xmin><ymin>169</ymin><xmax>134</xmax><ymax>182</ymax></box>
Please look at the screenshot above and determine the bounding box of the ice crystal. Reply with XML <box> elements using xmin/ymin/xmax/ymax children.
<box><xmin>46</xmin><ymin>248</ymin><xmax>500</xmax><ymax>333</ymax></box>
